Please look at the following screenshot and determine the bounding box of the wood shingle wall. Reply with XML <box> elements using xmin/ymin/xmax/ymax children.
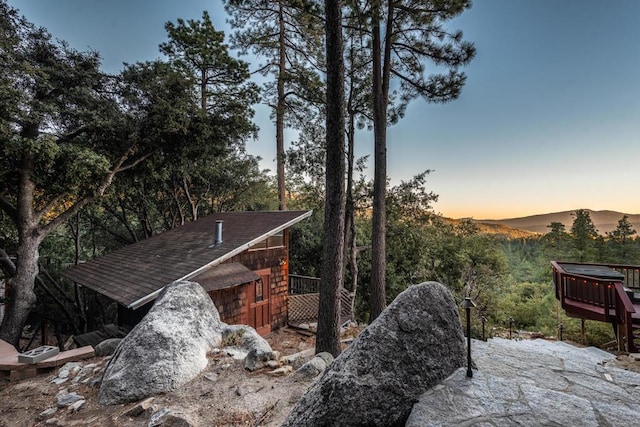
<box><xmin>210</xmin><ymin>235</ymin><xmax>289</xmax><ymax>331</ymax></box>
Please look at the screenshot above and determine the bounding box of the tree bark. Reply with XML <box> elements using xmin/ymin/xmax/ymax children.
<box><xmin>0</xmin><ymin>154</ymin><xmax>44</xmax><ymax>346</ymax></box>
<box><xmin>316</xmin><ymin>0</ymin><xmax>345</xmax><ymax>357</ymax></box>
<box><xmin>0</xmin><ymin>219</ymin><xmax>40</xmax><ymax>345</ymax></box>
<box><xmin>369</xmin><ymin>0</ymin><xmax>387</xmax><ymax>322</ymax></box>
<box><xmin>344</xmin><ymin>63</ymin><xmax>356</xmax><ymax>283</ymax></box>
<box><xmin>276</xmin><ymin>0</ymin><xmax>287</xmax><ymax>211</ymax></box>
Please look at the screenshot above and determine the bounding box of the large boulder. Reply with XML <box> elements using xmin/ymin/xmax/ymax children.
<box><xmin>282</xmin><ymin>281</ymin><xmax>465</xmax><ymax>427</ymax></box>
<box><xmin>98</xmin><ymin>281</ymin><xmax>223</xmax><ymax>405</ymax></box>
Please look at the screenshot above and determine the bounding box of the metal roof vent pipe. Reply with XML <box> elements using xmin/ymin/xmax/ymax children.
<box><xmin>214</xmin><ymin>220</ymin><xmax>223</xmax><ymax>245</ymax></box>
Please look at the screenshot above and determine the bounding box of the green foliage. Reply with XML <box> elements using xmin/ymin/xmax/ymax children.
<box><xmin>288</xmin><ymin>209</ymin><xmax>324</xmax><ymax>278</ymax></box>
<box><xmin>0</xmin><ymin>2</ymin><xmax>275</xmax><ymax>343</ymax></box>
<box><xmin>606</xmin><ymin>215</ymin><xmax>638</xmax><ymax>263</ymax></box>
<box><xmin>494</xmin><ymin>281</ymin><xmax>556</xmax><ymax>332</ymax></box>
<box><xmin>160</xmin><ymin>11</ymin><xmax>259</xmax><ymax>113</ymax></box>
<box><xmin>570</xmin><ymin>209</ymin><xmax>599</xmax><ymax>262</ymax></box>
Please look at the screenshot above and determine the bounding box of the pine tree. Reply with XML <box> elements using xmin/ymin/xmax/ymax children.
<box><xmin>367</xmin><ymin>0</ymin><xmax>475</xmax><ymax>320</ymax></box>
<box><xmin>317</xmin><ymin>0</ymin><xmax>346</xmax><ymax>357</ymax></box>
<box><xmin>224</xmin><ymin>0</ymin><xmax>325</xmax><ymax>210</ymax></box>
<box><xmin>570</xmin><ymin>209</ymin><xmax>598</xmax><ymax>262</ymax></box>
<box><xmin>607</xmin><ymin>215</ymin><xmax>637</xmax><ymax>262</ymax></box>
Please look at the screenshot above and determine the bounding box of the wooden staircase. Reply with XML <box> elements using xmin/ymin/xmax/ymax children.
<box><xmin>552</xmin><ymin>261</ymin><xmax>640</xmax><ymax>353</ymax></box>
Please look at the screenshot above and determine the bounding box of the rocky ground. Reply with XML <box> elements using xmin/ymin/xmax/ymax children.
<box><xmin>0</xmin><ymin>328</ymin><xmax>321</xmax><ymax>427</ymax></box>
<box><xmin>1</xmin><ymin>328</ymin><xmax>639</xmax><ymax>427</ymax></box>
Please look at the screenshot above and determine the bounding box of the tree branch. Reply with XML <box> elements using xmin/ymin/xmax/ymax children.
<box><xmin>0</xmin><ymin>248</ymin><xmax>17</xmax><ymax>278</ymax></box>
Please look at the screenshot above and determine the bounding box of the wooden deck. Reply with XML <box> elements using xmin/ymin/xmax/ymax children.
<box><xmin>0</xmin><ymin>340</ymin><xmax>95</xmax><ymax>381</ymax></box>
<box><xmin>552</xmin><ymin>261</ymin><xmax>640</xmax><ymax>352</ymax></box>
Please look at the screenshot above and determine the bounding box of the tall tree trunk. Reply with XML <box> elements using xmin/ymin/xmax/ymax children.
<box><xmin>369</xmin><ymin>0</ymin><xmax>387</xmax><ymax>322</ymax></box>
<box><xmin>316</xmin><ymin>0</ymin><xmax>345</xmax><ymax>357</ymax></box>
<box><xmin>0</xmin><ymin>239</ymin><xmax>40</xmax><ymax>347</ymax></box>
<box><xmin>276</xmin><ymin>1</ymin><xmax>287</xmax><ymax>211</ymax></box>
<box><xmin>344</xmin><ymin>67</ymin><xmax>356</xmax><ymax>278</ymax></box>
<box><xmin>0</xmin><ymin>165</ymin><xmax>42</xmax><ymax>346</ymax></box>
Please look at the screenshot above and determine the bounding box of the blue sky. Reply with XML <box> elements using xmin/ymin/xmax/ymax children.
<box><xmin>7</xmin><ymin>0</ymin><xmax>640</xmax><ymax>219</ymax></box>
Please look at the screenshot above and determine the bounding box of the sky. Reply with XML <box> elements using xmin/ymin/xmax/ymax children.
<box><xmin>6</xmin><ymin>0</ymin><xmax>640</xmax><ymax>220</ymax></box>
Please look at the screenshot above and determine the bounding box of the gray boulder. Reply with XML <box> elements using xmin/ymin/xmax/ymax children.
<box><xmin>244</xmin><ymin>348</ymin><xmax>280</xmax><ymax>371</ymax></box>
<box><xmin>221</xmin><ymin>324</ymin><xmax>272</xmax><ymax>357</ymax></box>
<box><xmin>98</xmin><ymin>281</ymin><xmax>223</xmax><ymax>405</ymax></box>
<box><xmin>94</xmin><ymin>338</ymin><xmax>121</xmax><ymax>357</ymax></box>
<box><xmin>290</xmin><ymin>352</ymin><xmax>334</xmax><ymax>382</ymax></box>
<box><xmin>282</xmin><ymin>281</ymin><xmax>465</xmax><ymax>427</ymax></box>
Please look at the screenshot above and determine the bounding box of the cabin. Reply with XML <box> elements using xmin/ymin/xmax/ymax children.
<box><xmin>552</xmin><ymin>261</ymin><xmax>640</xmax><ymax>352</ymax></box>
<box><xmin>62</xmin><ymin>210</ymin><xmax>312</xmax><ymax>336</ymax></box>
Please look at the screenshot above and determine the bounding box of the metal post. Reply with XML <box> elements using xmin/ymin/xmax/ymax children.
<box><xmin>558</xmin><ymin>323</ymin><xmax>563</xmax><ymax>341</ymax></box>
<box><xmin>508</xmin><ymin>317</ymin><xmax>514</xmax><ymax>339</ymax></box>
<box><xmin>481</xmin><ymin>316</ymin><xmax>487</xmax><ymax>341</ymax></box>
<box><xmin>462</xmin><ymin>297</ymin><xmax>476</xmax><ymax>378</ymax></box>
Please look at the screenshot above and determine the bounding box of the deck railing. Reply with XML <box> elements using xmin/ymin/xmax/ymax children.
<box><xmin>289</xmin><ymin>274</ymin><xmax>320</xmax><ymax>295</ymax></box>
<box><xmin>552</xmin><ymin>261</ymin><xmax>637</xmax><ymax>352</ymax></box>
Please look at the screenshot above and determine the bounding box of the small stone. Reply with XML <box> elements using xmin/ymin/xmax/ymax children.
<box><xmin>73</xmin><ymin>364</ymin><xmax>97</xmax><ymax>384</ymax></box>
<box><xmin>95</xmin><ymin>338</ymin><xmax>122</xmax><ymax>357</ymax></box>
<box><xmin>60</xmin><ymin>362</ymin><xmax>82</xmax><ymax>373</ymax></box>
<box><xmin>51</xmin><ymin>377</ymin><xmax>68</xmax><ymax>385</ymax></box>
<box><xmin>44</xmin><ymin>418</ymin><xmax>59</xmax><ymax>425</ymax></box>
<box><xmin>39</xmin><ymin>407</ymin><xmax>58</xmax><ymax>419</ymax></box>
<box><xmin>203</xmin><ymin>373</ymin><xmax>218</xmax><ymax>382</ymax></box>
<box><xmin>149</xmin><ymin>408</ymin><xmax>171</xmax><ymax>426</ymax></box>
<box><xmin>244</xmin><ymin>349</ymin><xmax>278</xmax><ymax>371</ymax></box>
<box><xmin>88</xmin><ymin>377</ymin><xmax>102</xmax><ymax>388</ymax></box>
<box><xmin>268</xmin><ymin>366</ymin><xmax>293</xmax><ymax>376</ymax></box>
<box><xmin>123</xmin><ymin>397</ymin><xmax>155</xmax><ymax>418</ymax></box>
<box><xmin>68</xmin><ymin>399</ymin><xmax>85</xmax><ymax>412</ymax></box>
<box><xmin>57</xmin><ymin>392</ymin><xmax>84</xmax><ymax>408</ymax></box>
<box><xmin>290</xmin><ymin>356</ymin><xmax>328</xmax><ymax>382</ymax></box>
<box><xmin>266</xmin><ymin>360</ymin><xmax>280</xmax><ymax>368</ymax></box>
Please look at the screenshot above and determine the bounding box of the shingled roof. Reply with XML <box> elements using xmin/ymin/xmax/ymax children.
<box><xmin>61</xmin><ymin>210</ymin><xmax>312</xmax><ymax>309</ymax></box>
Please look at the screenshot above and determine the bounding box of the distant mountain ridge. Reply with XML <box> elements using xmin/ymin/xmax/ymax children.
<box><xmin>472</xmin><ymin>209</ymin><xmax>640</xmax><ymax>235</ymax></box>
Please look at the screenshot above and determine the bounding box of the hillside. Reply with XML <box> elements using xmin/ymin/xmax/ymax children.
<box><xmin>472</xmin><ymin>209</ymin><xmax>640</xmax><ymax>236</ymax></box>
<box><xmin>442</xmin><ymin>217</ymin><xmax>540</xmax><ymax>239</ymax></box>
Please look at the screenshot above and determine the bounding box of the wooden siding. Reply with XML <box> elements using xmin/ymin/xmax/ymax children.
<box><xmin>210</xmin><ymin>285</ymin><xmax>248</xmax><ymax>326</ymax></box>
<box><xmin>229</xmin><ymin>245</ymin><xmax>289</xmax><ymax>330</ymax></box>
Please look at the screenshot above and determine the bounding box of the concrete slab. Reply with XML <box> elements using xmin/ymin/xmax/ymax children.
<box><xmin>18</xmin><ymin>345</ymin><xmax>59</xmax><ymax>364</ymax></box>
